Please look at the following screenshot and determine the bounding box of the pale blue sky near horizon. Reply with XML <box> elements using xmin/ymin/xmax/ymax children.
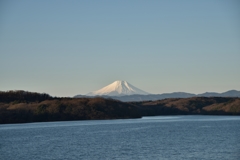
<box><xmin>0</xmin><ymin>0</ymin><xmax>240</xmax><ymax>97</ymax></box>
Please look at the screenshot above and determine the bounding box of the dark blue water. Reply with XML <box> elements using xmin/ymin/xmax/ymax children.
<box><xmin>0</xmin><ymin>116</ymin><xmax>240</xmax><ymax>160</ymax></box>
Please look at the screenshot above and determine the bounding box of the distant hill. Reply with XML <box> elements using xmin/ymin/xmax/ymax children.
<box><xmin>75</xmin><ymin>90</ymin><xmax>240</xmax><ymax>102</ymax></box>
<box><xmin>198</xmin><ymin>90</ymin><xmax>240</xmax><ymax>97</ymax></box>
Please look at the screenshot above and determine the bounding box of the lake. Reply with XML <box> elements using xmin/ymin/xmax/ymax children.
<box><xmin>0</xmin><ymin>115</ymin><xmax>240</xmax><ymax>160</ymax></box>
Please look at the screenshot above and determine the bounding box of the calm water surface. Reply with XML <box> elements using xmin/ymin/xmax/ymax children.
<box><xmin>0</xmin><ymin>115</ymin><xmax>240</xmax><ymax>160</ymax></box>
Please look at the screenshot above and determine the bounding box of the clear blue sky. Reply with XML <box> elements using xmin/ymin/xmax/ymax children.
<box><xmin>0</xmin><ymin>0</ymin><xmax>239</xmax><ymax>97</ymax></box>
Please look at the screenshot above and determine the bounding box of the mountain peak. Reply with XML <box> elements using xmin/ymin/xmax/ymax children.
<box><xmin>87</xmin><ymin>80</ymin><xmax>149</xmax><ymax>96</ymax></box>
<box><xmin>113</xmin><ymin>80</ymin><xmax>127</xmax><ymax>84</ymax></box>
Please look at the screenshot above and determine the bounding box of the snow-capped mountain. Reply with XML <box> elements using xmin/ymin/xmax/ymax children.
<box><xmin>86</xmin><ymin>80</ymin><xmax>149</xmax><ymax>96</ymax></box>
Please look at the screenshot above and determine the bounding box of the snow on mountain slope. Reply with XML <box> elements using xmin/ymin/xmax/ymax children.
<box><xmin>87</xmin><ymin>80</ymin><xmax>149</xmax><ymax>96</ymax></box>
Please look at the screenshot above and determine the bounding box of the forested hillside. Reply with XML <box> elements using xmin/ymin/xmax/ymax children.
<box><xmin>0</xmin><ymin>91</ymin><xmax>239</xmax><ymax>124</ymax></box>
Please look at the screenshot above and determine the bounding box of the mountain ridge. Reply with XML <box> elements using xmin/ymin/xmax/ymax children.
<box><xmin>75</xmin><ymin>90</ymin><xmax>240</xmax><ymax>102</ymax></box>
<box><xmin>75</xmin><ymin>80</ymin><xmax>240</xmax><ymax>101</ymax></box>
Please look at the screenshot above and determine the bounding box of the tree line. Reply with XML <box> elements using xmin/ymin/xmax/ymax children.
<box><xmin>0</xmin><ymin>90</ymin><xmax>52</xmax><ymax>103</ymax></box>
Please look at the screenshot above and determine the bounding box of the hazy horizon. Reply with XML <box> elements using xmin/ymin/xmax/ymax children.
<box><xmin>1</xmin><ymin>0</ymin><xmax>240</xmax><ymax>97</ymax></box>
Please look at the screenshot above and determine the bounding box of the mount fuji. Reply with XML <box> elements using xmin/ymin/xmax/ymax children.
<box><xmin>86</xmin><ymin>80</ymin><xmax>149</xmax><ymax>96</ymax></box>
